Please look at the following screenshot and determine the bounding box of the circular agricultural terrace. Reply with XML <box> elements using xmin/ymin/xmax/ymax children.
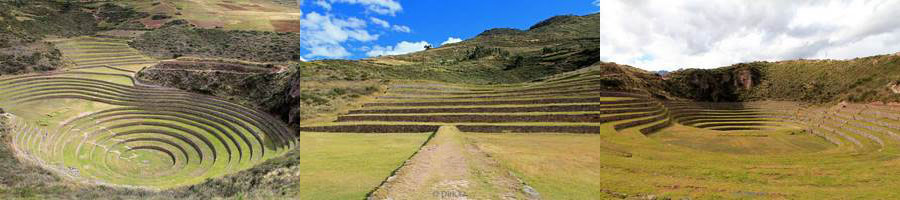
<box><xmin>302</xmin><ymin>68</ymin><xmax>900</xmax><ymax>197</ymax></box>
<box><xmin>0</xmin><ymin>37</ymin><xmax>296</xmax><ymax>188</ymax></box>
<box><xmin>302</xmin><ymin>69</ymin><xmax>897</xmax><ymax>154</ymax></box>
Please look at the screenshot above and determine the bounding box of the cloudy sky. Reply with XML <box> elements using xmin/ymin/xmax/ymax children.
<box><xmin>598</xmin><ymin>0</ymin><xmax>900</xmax><ymax>71</ymax></box>
<box><xmin>297</xmin><ymin>0</ymin><xmax>596</xmax><ymax>60</ymax></box>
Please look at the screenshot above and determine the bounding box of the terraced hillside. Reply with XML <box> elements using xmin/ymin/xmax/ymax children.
<box><xmin>297</xmin><ymin>64</ymin><xmax>900</xmax><ymax>198</ymax></box>
<box><xmin>300</xmin><ymin>72</ymin><xmax>672</xmax><ymax>135</ymax></box>
<box><xmin>0</xmin><ymin>37</ymin><xmax>295</xmax><ymax>189</ymax></box>
<box><xmin>666</xmin><ymin>101</ymin><xmax>793</xmax><ymax>132</ymax></box>
<box><xmin>53</xmin><ymin>37</ymin><xmax>157</xmax><ymax>68</ymax></box>
<box><xmin>784</xmin><ymin>102</ymin><xmax>900</xmax><ymax>151</ymax></box>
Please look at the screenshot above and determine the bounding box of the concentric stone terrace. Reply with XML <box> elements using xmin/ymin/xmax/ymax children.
<box><xmin>666</xmin><ymin>101</ymin><xmax>791</xmax><ymax>131</ymax></box>
<box><xmin>0</xmin><ymin>37</ymin><xmax>295</xmax><ymax>188</ymax></box>
<box><xmin>53</xmin><ymin>37</ymin><xmax>157</xmax><ymax>67</ymax></box>
<box><xmin>301</xmin><ymin>71</ymin><xmax>672</xmax><ymax>134</ymax></box>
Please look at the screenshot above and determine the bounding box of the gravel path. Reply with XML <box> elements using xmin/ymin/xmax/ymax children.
<box><xmin>369</xmin><ymin>126</ymin><xmax>539</xmax><ymax>200</ymax></box>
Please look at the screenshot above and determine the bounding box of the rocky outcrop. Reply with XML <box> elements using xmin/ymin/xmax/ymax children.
<box><xmin>137</xmin><ymin>60</ymin><xmax>303</xmax><ymax>127</ymax></box>
<box><xmin>663</xmin><ymin>63</ymin><xmax>763</xmax><ymax>102</ymax></box>
<box><xmin>890</xmin><ymin>81</ymin><xmax>900</xmax><ymax>94</ymax></box>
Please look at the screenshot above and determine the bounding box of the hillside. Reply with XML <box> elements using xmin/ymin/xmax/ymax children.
<box><xmin>134</xmin><ymin>13</ymin><xmax>609</xmax><ymax>126</ymax></box>
<box><xmin>103</xmin><ymin>0</ymin><xmax>301</xmax><ymax>32</ymax></box>
<box><xmin>0</xmin><ymin>1</ymin><xmax>147</xmax><ymax>75</ymax></box>
<box><xmin>363</xmin><ymin>13</ymin><xmax>601</xmax><ymax>84</ymax></box>
<box><xmin>664</xmin><ymin>53</ymin><xmax>900</xmax><ymax>103</ymax></box>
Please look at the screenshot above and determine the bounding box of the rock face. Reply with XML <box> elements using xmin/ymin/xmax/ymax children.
<box><xmin>137</xmin><ymin>60</ymin><xmax>303</xmax><ymax>127</ymax></box>
<box><xmin>735</xmin><ymin>68</ymin><xmax>755</xmax><ymax>90</ymax></box>
<box><xmin>664</xmin><ymin>63</ymin><xmax>763</xmax><ymax>102</ymax></box>
<box><xmin>890</xmin><ymin>81</ymin><xmax>900</xmax><ymax>94</ymax></box>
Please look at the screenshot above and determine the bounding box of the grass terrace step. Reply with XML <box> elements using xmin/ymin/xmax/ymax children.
<box><xmin>57</xmin><ymin>45</ymin><xmax>133</xmax><ymax>51</ymax></box>
<box><xmin>78</xmin><ymin>60</ymin><xmax>157</xmax><ymax>67</ymax></box>
<box><xmin>379</xmin><ymin>89</ymin><xmax>641</xmax><ymax>100</ymax></box>
<box><xmin>59</xmin><ymin>49</ymin><xmax>143</xmax><ymax>54</ymax></box>
<box><xmin>299</xmin><ymin>124</ymin><xmax>439</xmax><ymax>133</ymax></box>
<box><xmin>69</xmin><ymin>65</ymin><xmax>139</xmax><ymax>73</ymax></box>
<box><xmin>680</xmin><ymin>118</ymin><xmax>778</xmax><ymax>126</ymax></box>
<box><xmin>365</xmin><ymin>97</ymin><xmax>648</xmax><ymax>107</ymax></box>
<box><xmin>456</xmin><ymin>125</ymin><xmax>606</xmax><ymax>133</ymax></box>
<box><xmin>639</xmin><ymin>117</ymin><xmax>673</xmax><ymax>135</ymax></box>
<box><xmin>336</xmin><ymin>110</ymin><xmax>665</xmax><ymax>123</ymax></box>
<box><xmin>348</xmin><ymin>103</ymin><xmax>661</xmax><ymax>114</ymax></box>
<box><xmin>613</xmin><ymin>111</ymin><xmax>670</xmax><ymax>132</ymax></box>
<box><xmin>72</xmin><ymin>56</ymin><xmax>149</xmax><ymax>63</ymax></box>
<box><xmin>65</xmin><ymin>52</ymin><xmax>145</xmax><ymax>60</ymax></box>
<box><xmin>388</xmin><ymin>78</ymin><xmax>604</xmax><ymax>92</ymax></box>
<box><xmin>693</xmin><ymin>122</ymin><xmax>782</xmax><ymax>128</ymax></box>
<box><xmin>387</xmin><ymin>81</ymin><xmax>643</xmax><ymax>96</ymax></box>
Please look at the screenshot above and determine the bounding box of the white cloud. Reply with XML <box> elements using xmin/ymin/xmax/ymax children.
<box><xmin>299</xmin><ymin>12</ymin><xmax>379</xmax><ymax>58</ymax></box>
<box><xmin>366</xmin><ymin>41</ymin><xmax>431</xmax><ymax>57</ymax></box>
<box><xmin>369</xmin><ymin>17</ymin><xmax>390</xmax><ymax>28</ymax></box>
<box><xmin>441</xmin><ymin>37</ymin><xmax>463</xmax><ymax>46</ymax></box>
<box><xmin>330</xmin><ymin>0</ymin><xmax>403</xmax><ymax>16</ymax></box>
<box><xmin>369</xmin><ymin>17</ymin><xmax>410</xmax><ymax>32</ymax></box>
<box><xmin>599</xmin><ymin>0</ymin><xmax>900</xmax><ymax>71</ymax></box>
<box><xmin>391</xmin><ymin>25</ymin><xmax>411</xmax><ymax>33</ymax></box>
<box><xmin>314</xmin><ymin>0</ymin><xmax>331</xmax><ymax>10</ymax></box>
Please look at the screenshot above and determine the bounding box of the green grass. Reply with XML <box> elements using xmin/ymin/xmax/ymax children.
<box><xmin>458</xmin><ymin>101</ymin><xmax>900</xmax><ymax>199</ymax></box>
<box><xmin>296</xmin><ymin>132</ymin><xmax>431</xmax><ymax>199</ymax></box>
<box><xmin>0</xmin><ymin>37</ymin><xmax>292</xmax><ymax>189</ymax></box>
<box><xmin>463</xmin><ymin>133</ymin><xmax>621</xmax><ymax>199</ymax></box>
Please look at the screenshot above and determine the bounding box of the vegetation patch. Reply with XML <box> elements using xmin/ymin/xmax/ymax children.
<box><xmin>130</xmin><ymin>24</ymin><xmax>300</xmax><ymax>62</ymax></box>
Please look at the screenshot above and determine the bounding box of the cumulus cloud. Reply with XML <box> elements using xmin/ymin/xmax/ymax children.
<box><xmin>391</xmin><ymin>25</ymin><xmax>411</xmax><ymax>33</ymax></box>
<box><xmin>314</xmin><ymin>0</ymin><xmax>331</xmax><ymax>10</ymax></box>
<box><xmin>599</xmin><ymin>0</ymin><xmax>900</xmax><ymax>71</ymax></box>
<box><xmin>299</xmin><ymin>12</ymin><xmax>379</xmax><ymax>58</ymax></box>
<box><xmin>441</xmin><ymin>37</ymin><xmax>463</xmax><ymax>46</ymax></box>
<box><xmin>369</xmin><ymin>17</ymin><xmax>390</xmax><ymax>28</ymax></box>
<box><xmin>330</xmin><ymin>0</ymin><xmax>403</xmax><ymax>15</ymax></box>
<box><xmin>366</xmin><ymin>41</ymin><xmax>431</xmax><ymax>57</ymax></box>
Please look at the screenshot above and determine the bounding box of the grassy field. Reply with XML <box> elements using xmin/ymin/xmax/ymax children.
<box><xmin>463</xmin><ymin>133</ymin><xmax>618</xmax><ymax>199</ymax></box>
<box><xmin>297</xmin><ymin>68</ymin><xmax>674</xmax><ymax>198</ymax></box>
<box><xmin>296</xmin><ymin>132</ymin><xmax>431</xmax><ymax>199</ymax></box>
<box><xmin>464</xmin><ymin>123</ymin><xmax>900</xmax><ymax>199</ymax></box>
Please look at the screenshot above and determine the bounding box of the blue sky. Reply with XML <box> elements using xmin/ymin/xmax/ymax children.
<box><xmin>298</xmin><ymin>0</ymin><xmax>599</xmax><ymax>60</ymax></box>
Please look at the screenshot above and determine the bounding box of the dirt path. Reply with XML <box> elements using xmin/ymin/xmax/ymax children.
<box><xmin>369</xmin><ymin>126</ymin><xmax>540</xmax><ymax>200</ymax></box>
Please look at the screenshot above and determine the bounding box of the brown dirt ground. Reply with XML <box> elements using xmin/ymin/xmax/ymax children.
<box><xmin>139</xmin><ymin>18</ymin><xmax>167</xmax><ymax>29</ymax></box>
<box><xmin>189</xmin><ymin>19</ymin><xmax>226</xmax><ymax>29</ymax></box>
<box><xmin>218</xmin><ymin>3</ymin><xmax>248</xmax><ymax>11</ymax></box>
<box><xmin>271</xmin><ymin>20</ymin><xmax>301</xmax><ymax>33</ymax></box>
